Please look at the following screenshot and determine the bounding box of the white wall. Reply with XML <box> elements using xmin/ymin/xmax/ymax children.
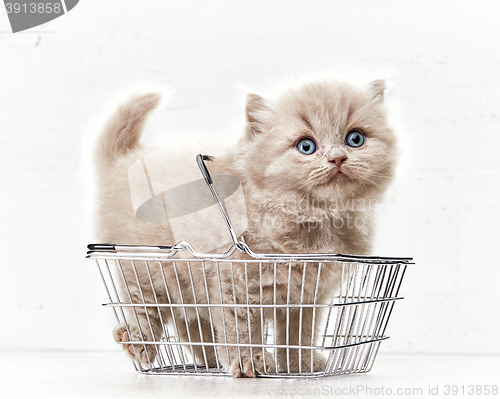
<box><xmin>0</xmin><ymin>0</ymin><xmax>499</xmax><ymax>354</ymax></box>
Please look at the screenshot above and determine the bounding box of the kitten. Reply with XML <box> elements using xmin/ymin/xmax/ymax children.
<box><xmin>89</xmin><ymin>76</ymin><xmax>398</xmax><ymax>377</ymax></box>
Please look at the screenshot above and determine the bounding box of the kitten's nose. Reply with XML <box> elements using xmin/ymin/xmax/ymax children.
<box><xmin>329</xmin><ymin>155</ymin><xmax>347</xmax><ymax>167</ymax></box>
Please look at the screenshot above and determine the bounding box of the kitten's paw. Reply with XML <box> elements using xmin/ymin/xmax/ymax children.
<box><xmin>228</xmin><ymin>359</ymin><xmax>252</xmax><ymax>378</ymax></box>
<box><xmin>112</xmin><ymin>325</ymin><xmax>156</xmax><ymax>365</ymax></box>
<box><xmin>228</xmin><ymin>352</ymin><xmax>276</xmax><ymax>378</ymax></box>
<box><xmin>252</xmin><ymin>352</ymin><xmax>277</xmax><ymax>376</ymax></box>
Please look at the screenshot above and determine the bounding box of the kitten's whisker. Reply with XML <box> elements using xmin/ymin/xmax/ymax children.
<box><xmin>308</xmin><ymin>166</ymin><xmax>330</xmax><ymax>177</ymax></box>
<box><xmin>307</xmin><ymin>168</ymin><xmax>332</xmax><ymax>181</ymax></box>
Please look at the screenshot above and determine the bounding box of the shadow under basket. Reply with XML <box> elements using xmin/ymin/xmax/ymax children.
<box><xmin>87</xmin><ymin>155</ymin><xmax>412</xmax><ymax>378</ymax></box>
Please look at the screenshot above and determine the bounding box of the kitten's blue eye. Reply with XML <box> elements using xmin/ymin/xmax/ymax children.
<box><xmin>296</xmin><ymin>138</ymin><xmax>317</xmax><ymax>155</ymax></box>
<box><xmin>345</xmin><ymin>131</ymin><xmax>365</xmax><ymax>148</ymax></box>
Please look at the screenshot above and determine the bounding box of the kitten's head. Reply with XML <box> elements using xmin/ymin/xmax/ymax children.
<box><xmin>237</xmin><ymin>77</ymin><xmax>398</xmax><ymax>204</ymax></box>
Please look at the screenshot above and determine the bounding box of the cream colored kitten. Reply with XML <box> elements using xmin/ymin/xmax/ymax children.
<box><xmin>89</xmin><ymin>76</ymin><xmax>398</xmax><ymax>377</ymax></box>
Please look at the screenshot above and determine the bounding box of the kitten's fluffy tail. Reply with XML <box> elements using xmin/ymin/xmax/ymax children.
<box><xmin>91</xmin><ymin>84</ymin><xmax>171</xmax><ymax>169</ymax></box>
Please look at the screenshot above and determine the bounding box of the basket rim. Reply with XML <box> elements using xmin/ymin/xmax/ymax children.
<box><xmin>86</xmin><ymin>241</ymin><xmax>413</xmax><ymax>264</ymax></box>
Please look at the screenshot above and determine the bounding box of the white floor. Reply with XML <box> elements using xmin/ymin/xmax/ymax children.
<box><xmin>1</xmin><ymin>351</ymin><xmax>498</xmax><ymax>398</ymax></box>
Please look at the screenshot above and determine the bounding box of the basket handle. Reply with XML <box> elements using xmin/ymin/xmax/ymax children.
<box><xmin>196</xmin><ymin>154</ymin><xmax>213</xmax><ymax>185</ymax></box>
<box><xmin>196</xmin><ymin>154</ymin><xmax>246</xmax><ymax>253</ymax></box>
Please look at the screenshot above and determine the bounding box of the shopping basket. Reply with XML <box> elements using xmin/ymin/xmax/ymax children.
<box><xmin>87</xmin><ymin>154</ymin><xmax>412</xmax><ymax>378</ymax></box>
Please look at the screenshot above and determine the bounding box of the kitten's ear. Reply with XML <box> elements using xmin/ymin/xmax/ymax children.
<box><xmin>245</xmin><ymin>93</ymin><xmax>270</xmax><ymax>138</ymax></box>
<box><xmin>369</xmin><ymin>79</ymin><xmax>386</xmax><ymax>103</ymax></box>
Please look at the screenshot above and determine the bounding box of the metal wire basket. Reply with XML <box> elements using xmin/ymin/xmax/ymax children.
<box><xmin>87</xmin><ymin>155</ymin><xmax>411</xmax><ymax>378</ymax></box>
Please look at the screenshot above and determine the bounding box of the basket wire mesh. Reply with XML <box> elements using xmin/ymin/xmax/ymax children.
<box><xmin>87</xmin><ymin>154</ymin><xmax>411</xmax><ymax>378</ymax></box>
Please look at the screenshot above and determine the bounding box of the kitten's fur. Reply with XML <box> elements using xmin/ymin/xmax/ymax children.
<box><xmin>90</xmin><ymin>76</ymin><xmax>398</xmax><ymax>377</ymax></box>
